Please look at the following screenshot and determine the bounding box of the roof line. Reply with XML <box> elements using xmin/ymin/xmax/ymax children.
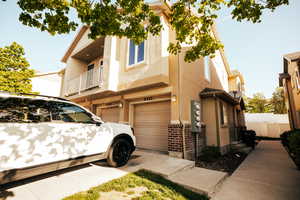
<box><xmin>61</xmin><ymin>26</ymin><xmax>88</xmax><ymax>63</ymax></box>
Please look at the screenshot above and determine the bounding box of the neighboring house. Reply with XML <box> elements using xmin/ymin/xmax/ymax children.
<box><xmin>60</xmin><ymin>1</ymin><xmax>246</xmax><ymax>159</ymax></box>
<box><xmin>279</xmin><ymin>51</ymin><xmax>300</xmax><ymax>130</ymax></box>
<box><xmin>31</xmin><ymin>70</ymin><xmax>63</xmax><ymax>97</ymax></box>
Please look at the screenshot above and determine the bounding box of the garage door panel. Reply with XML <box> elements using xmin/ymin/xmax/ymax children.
<box><xmin>98</xmin><ymin>106</ymin><xmax>120</xmax><ymax>123</ymax></box>
<box><xmin>135</xmin><ymin>135</ymin><xmax>168</xmax><ymax>150</ymax></box>
<box><xmin>134</xmin><ymin>101</ymin><xmax>170</xmax><ymax>151</ymax></box>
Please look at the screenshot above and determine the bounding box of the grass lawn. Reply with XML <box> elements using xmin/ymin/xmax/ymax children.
<box><xmin>63</xmin><ymin>169</ymin><xmax>208</xmax><ymax>200</ymax></box>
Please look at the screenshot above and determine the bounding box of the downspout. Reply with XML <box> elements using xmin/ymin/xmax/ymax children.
<box><xmin>232</xmin><ymin>106</ymin><xmax>236</xmax><ymax>142</ymax></box>
<box><xmin>214</xmin><ymin>95</ymin><xmax>221</xmax><ymax>147</ymax></box>
<box><xmin>177</xmin><ymin>51</ymin><xmax>186</xmax><ymax>159</ymax></box>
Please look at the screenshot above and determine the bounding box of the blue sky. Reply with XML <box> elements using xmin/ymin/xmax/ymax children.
<box><xmin>1</xmin><ymin>1</ymin><xmax>300</xmax><ymax>98</ymax></box>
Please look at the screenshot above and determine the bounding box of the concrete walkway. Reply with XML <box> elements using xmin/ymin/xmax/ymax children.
<box><xmin>0</xmin><ymin>150</ymin><xmax>226</xmax><ymax>200</ymax></box>
<box><xmin>213</xmin><ymin>141</ymin><xmax>300</xmax><ymax>200</ymax></box>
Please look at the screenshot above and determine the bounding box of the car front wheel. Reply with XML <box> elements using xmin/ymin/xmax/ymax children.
<box><xmin>107</xmin><ymin>138</ymin><xmax>132</xmax><ymax>167</ymax></box>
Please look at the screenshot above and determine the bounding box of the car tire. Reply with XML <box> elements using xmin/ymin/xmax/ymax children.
<box><xmin>107</xmin><ymin>138</ymin><xmax>132</xmax><ymax>167</ymax></box>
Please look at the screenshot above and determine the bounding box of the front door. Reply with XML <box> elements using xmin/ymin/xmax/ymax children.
<box><xmin>86</xmin><ymin>64</ymin><xmax>94</xmax><ymax>88</ymax></box>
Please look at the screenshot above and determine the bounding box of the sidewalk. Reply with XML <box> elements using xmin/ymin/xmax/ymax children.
<box><xmin>213</xmin><ymin>141</ymin><xmax>300</xmax><ymax>200</ymax></box>
<box><xmin>0</xmin><ymin>150</ymin><xmax>226</xmax><ymax>200</ymax></box>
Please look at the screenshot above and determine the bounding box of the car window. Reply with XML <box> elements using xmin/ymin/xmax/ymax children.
<box><xmin>49</xmin><ymin>101</ymin><xmax>94</xmax><ymax>123</ymax></box>
<box><xmin>0</xmin><ymin>97</ymin><xmax>51</xmax><ymax>123</ymax></box>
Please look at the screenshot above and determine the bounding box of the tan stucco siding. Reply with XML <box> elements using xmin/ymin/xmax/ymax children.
<box><xmin>289</xmin><ymin>61</ymin><xmax>300</xmax><ymax>111</ymax></box>
<box><xmin>116</xmin><ymin>15</ymin><xmax>170</xmax><ymax>90</ymax></box>
<box><xmin>178</xmin><ymin>52</ymin><xmax>209</xmax><ymax>122</ymax></box>
<box><xmin>202</xmin><ymin>99</ymin><xmax>218</xmax><ymax>146</ymax></box>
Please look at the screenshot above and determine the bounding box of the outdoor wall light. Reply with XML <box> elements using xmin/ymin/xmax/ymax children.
<box><xmin>171</xmin><ymin>95</ymin><xmax>177</xmax><ymax>102</ymax></box>
<box><xmin>119</xmin><ymin>103</ymin><xmax>123</xmax><ymax>108</ymax></box>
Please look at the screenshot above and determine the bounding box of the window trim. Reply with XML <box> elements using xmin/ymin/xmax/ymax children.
<box><xmin>219</xmin><ymin>101</ymin><xmax>228</xmax><ymax>126</ymax></box>
<box><xmin>126</xmin><ymin>39</ymin><xmax>146</xmax><ymax>69</ymax></box>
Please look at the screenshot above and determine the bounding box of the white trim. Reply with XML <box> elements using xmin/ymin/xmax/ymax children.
<box><xmin>204</xmin><ymin>56</ymin><xmax>211</xmax><ymax>82</ymax></box>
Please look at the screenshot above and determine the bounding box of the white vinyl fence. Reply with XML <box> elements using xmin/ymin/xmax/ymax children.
<box><xmin>245</xmin><ymin>113</ymin><xmax>290</xmax><ymax>138</ymax></box>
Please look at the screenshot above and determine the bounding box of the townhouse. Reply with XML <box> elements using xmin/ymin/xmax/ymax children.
<box><xmin>60</xmin><ymin>1</ymin><xmax>246</xmax><ymax>160</ymax></box>
<box><xmin>280</xmin><ymin>51</ymin><xmax>300</xmax><ymax>130</ymax></box>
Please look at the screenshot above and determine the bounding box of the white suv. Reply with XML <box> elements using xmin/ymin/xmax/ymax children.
<box><xmin>0</xmin><ymin>92</ymin><xmax>136</xmax><ymax>184</ymax></box>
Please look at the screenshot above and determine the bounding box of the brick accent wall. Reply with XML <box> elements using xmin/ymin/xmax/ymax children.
<box><xmin>168</xmin><ymin>123</ymin><xmax>184</xmax><ymax>153</ymax></box>
<box><xmin>168</xmin><ymin>123</ymin><xmax>206</xmax><ymax>160</ymax></box>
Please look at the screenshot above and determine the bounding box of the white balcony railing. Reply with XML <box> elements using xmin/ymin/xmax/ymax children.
<box><xmin>65</xmin><ymin>66</ymin><xmax>104</xmax><ymax>96</ymax></box>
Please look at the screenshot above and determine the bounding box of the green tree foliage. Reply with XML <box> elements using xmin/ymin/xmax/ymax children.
<box><xmin>5</xmin><ymin>0</ymin><xmax>289</xmax><ymax>62</ymax></box>
<box><xmin>245</xmin><ymin>88</ymin><xmax>287</xmax><ymax>114</ymax></box>
<box><xmin>0</xmin><ymin>42</ymin><xmax>35</xmax><ymax>93</ymax></box>
<box><xmin>246</xmin><ymin>92</ymin><xmax>271</xmax><ymax>113</ymax></box>
<box><xmin>270</xmin><ymin>87</ymin><xmax>287</xmax><ymax>114</ymax></box>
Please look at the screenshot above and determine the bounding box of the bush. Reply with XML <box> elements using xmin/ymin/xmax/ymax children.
<box><xmin>199</xmin><ymin>146</ymin><xmax>221</xmax><ymax>162</ymax></box>
<box><xmin>240</xmin><ymin>130</ymin><xmax>256</xmax><ymax>149</ymax></box>
<box><xmin>280</xmin><ymin>130</ymin><xmax>295</xmax><ymax>147</ymax></box>
<box><xmin>287</xmin><ymin>131</ymin><xmax>300</xmax><ymax>168</ymax></box>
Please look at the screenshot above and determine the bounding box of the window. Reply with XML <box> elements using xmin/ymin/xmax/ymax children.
<box><xmin>128</xmin><ymin>40</ymin><xmax>145</xmax><ymax>66</ymax></box>
<box><xmin>219</xmin><ymin>101</ymin><xmax>228</xmax><ymax>126</ymax></box>
<box><xmin>204</xmin><ymin>56</ymin><xmax>210</xmax><ymax>81</ymax></box>
<box><xmin>49</xmin><ymin>102</ymin><xmax>94</xmax><ymax>123</ymax></box>
<box><xmin>0</xmin><ymin>97</ymin><xmax>51</xmax><ymax>123</ymax></box>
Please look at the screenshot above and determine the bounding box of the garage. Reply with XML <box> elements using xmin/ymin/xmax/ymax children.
<box><xmin>97</xmin><ymin>106</ymin><xmax>120</xmax><ymax>123</ymax></box>
<box><xmin>133</xmin><ymin>100</ymin><xmax>170</xmax><ymax>151</ymax></box>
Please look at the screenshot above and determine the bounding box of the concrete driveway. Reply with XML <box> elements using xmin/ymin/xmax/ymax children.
<box><xmin>0</xmin><ymin>150</ymin><xmax>195</xmax><ymax>200</ymax></box>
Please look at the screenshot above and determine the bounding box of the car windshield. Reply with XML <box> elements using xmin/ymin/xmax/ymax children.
<box><xmin>50</xmin><ymin>102</ymin><xmax>95</xmax><ymax>123</ymax></box>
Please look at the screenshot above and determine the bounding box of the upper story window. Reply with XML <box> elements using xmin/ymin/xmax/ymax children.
<box><xmin>204</xmin><ymin>56</ymin><xmax>211</xmax><ymax>81</ymax></box>
<box><xmin>128</xmin><ymin>40</ymin><xmax>145</xmax><ymax>66</ymax></box>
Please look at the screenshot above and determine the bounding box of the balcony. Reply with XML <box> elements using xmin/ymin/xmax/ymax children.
<box><xmin>65</xmin><ymin>66</ymin><xmax>104</xmax><ymax>96</ymax></box>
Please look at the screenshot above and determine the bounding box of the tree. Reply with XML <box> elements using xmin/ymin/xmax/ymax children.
<box><xmin>3</xmin><ymin>0</ymin><xmax>289</xmax><ymax>62</ymax></box>
<box><xmin>246</xmin><ymin>92</ymin><xmax>271</xmax><ymax>113</ymax></box>
<box><xmin>270</xmin><ymin>87</ymin><xmax>287</xmax><ymax>114</ymax></box>
<box><xmin>0</xmin><ymin>42</ymin><xmax>35</xmax><ymax>93</ymax></box>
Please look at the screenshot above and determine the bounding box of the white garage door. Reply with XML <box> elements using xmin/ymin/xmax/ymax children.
<box><xmin>134</xmin><ymin>101</ymin><xmax>170</xmax><ymax>151</ymax></box>
<box><xmin>97</xmin><ymin>106</ymin><xmax>120</xmax><ymax>122</ymax></box>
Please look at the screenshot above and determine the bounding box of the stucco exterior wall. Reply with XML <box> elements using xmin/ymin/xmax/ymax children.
<box><xmin>211</xmin><ymin>51</ymin><xmax>229</xmax><ymax>92</ymax></box>
<box><xmin>71</xmin><ymin>29</ymin><xmax>94</xmax><ymax>56</ymax></box>
<box><xmin>178</xmin><ymin>49</ymin><xmax>230</xmax><ymax>122</ymax></box>
<box><xmin>202</xmin><ymin>99</ymin><xmax>217</xmax><ymax>146</ymax></box>
<box><xmin>288</xmin><ymin>61</ymin><xmax>300</xmax><ymax>111</ymax></box>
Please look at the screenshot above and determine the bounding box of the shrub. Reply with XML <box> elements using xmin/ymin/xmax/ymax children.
<box><xmin>240</xmin><ymin>130</ymin><xmax>256</xmax><ymax>148</ymax></box>
<box><xmin>280</xmin><ymin>130</ymin><xmax>292</xmax><ymax>147</ymax></box>
<box><xmin>199</xmin><ymin>146</ymin><xmax>221</xmax><ymax>162</ymax></box>
<box><xmin>288</xmin><ymin>131</ymin><xmax>300</xmax><ymax>169</ymax></box>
